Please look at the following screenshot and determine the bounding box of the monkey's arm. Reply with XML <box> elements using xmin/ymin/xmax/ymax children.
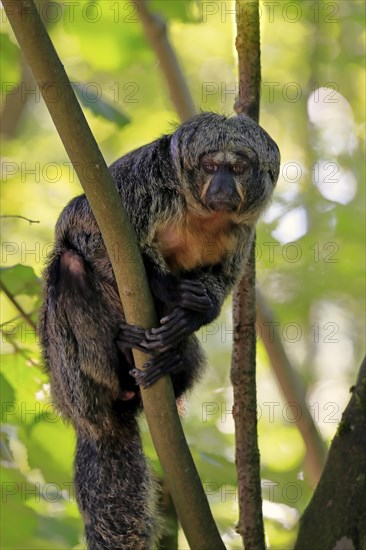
<box><xmin>143</xmin><ymin>222</ymin><xmax>254</xmax><ymax>349</ymax></box>
<box><xmin>141</xmin><ymin>267</ymin><xmax>235</xmax><ymax>351</ymax></box>
<box><xmin>116</xmin><ymin>267</ymin><xmax>227</xmax><ymax>387</ymax></box>
<box><xmin>118</xmin><ymin>223</ymin><xmax>253</xmax><ymax>353</ymax></box>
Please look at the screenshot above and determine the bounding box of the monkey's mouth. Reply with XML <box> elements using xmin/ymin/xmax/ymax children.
<box><xmin>205</xmin><ymin>194</ymin><xmax>239</xmax><ymax>212</ymax></box>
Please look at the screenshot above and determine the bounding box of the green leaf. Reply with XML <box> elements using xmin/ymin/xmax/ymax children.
<box><xmin>0</xmin><ymin>467</ymin><xmax>38</xmax><ymax>549</ymax></box>
<box><xmin>73</xmin><ymin>82</ymin><xmax>130</xmax><ymax>127</ymax></box>
<box><xmin>0</xmin><ymin>32</ymin><xmax>20</xmax><ymax>85</ymax></box>
<box><xmin>0</xmin><ymin>373</ymin><xmax>16</xmax><ymax>424</ymax></box>
<box><xmin>1</xmin><ymin>355</ymin><xmax>46</xmax><ymax>418</ymax></box>
<box><xmin>0</xmin><ymin>265</ymin><xmax>40</xmax><ymax>298</ymax></box>
<box><xmin>150</xmin><ymin>0</ymin><xmax>201</xmax><ymax>22</ymax></box>
<box><xmin>27</xmin><ymin>418</ymin><xmax>76</xmax><ymax>486</ymax></box>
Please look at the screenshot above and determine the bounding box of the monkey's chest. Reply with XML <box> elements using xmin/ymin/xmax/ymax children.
<box><xmin>154</xmin><ymin>214</ymin><xmax>237</xmax><ymax>272</ymax></box>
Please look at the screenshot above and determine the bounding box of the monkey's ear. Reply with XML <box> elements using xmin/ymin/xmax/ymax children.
<box><xmin>260</xmin><ymin>170</ymin><xmax>274</xmax><ymax>191</ymax></box>
<box><xmin>268</xmin><ymin>168</ymin><xmax>278</xmax><ymax>185</ymax></box>
<box><xmin>170</xmin><ymin>128</ymin><xmax>197</xmax><ymax>177</ymax></box>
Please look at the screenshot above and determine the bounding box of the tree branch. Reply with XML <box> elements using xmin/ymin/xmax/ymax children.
<box><xmin>2</xmin><ymin>1</ymin><xmax>224</xmax><ymax>548</ymax></box>
<box><xmin>0</xmin><ymin>1</ymin><xmax>62</xmax><ymax>138</ymax></box>
<box><xmin>295</xmin><ymin>355</ymin><xmax>366</xmax><ymax>549</ymax></box>
<box><xmin>231</xmin><ymin>1</ymin><xmax>265</xmax><ymax>548</ymax></box>
<box><xmin>0</xmin><ymin>281</ymin><xmax>37</xmax><ymax>332</ymax></box>
<box><xmin>1</xmin><ymin>215</ymin><xmax>40</xmax><ymax>224</ymax></box>
<box><xmin>256</xmin><ymin>290</ymin><xmax>327</xmax><ymax>483</ymax></box>
<box><xmin>135</xmin><ymin>0</ymin><xmax>196</xmax><ymax>122</ymax></box>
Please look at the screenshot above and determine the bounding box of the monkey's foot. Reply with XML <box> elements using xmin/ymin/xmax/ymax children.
<box><xmin>142</xmin><ymin>308</ymin><xmax>201</xmax><ymax>351</ymax></box>
<box><xmin>129</xmin><ymin>350</ymin><xmax>183</xmax><ymax>388</ymax></box>
<box><xmin>175</xmin><ymin>279</ymin><xmax>212</xmax><ymax>312</ymax></box>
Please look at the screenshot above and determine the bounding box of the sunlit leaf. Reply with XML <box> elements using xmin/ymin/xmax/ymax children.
<box><xmin>150</xmin><ymin>0</ymin><xmax>201</xmax><ymax>22</ymax></box>
<box><xmin>73</xmin><ymin>83</ymin><xmax>131</xmax><ymax>127</ymax></box>
<box><xmin>0</xmin><ymin>32</ymin><xmax>20</xmax><ymax>85</ymax></box>
<box><xmin>0</xmin><ymin>265</ymin><xmax>40</xmax><ymax>298</ymax></box>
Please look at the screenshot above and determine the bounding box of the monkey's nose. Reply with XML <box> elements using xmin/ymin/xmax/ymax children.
<box><xmin>206</xmin><ymin>193</ymin><xmax>238</xmax><ymax>211</ymax></box>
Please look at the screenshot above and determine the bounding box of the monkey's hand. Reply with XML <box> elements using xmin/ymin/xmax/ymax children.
<box><xmin>117</xmin><ymin>324</ymin><xmax>184</xmax><ymax>387</ymax></box>
<box><xmin>171</xmin><ymin>279</ymin><xmax>213</xmax><ymax>312</ymax></box>
<box><xmin>141</xmin><ymin>308</ymin><xmax>205</xmax><ymax>351</ymax></box>
<box><xmin>118</xmin><ymin>277</ymin><xmax>217</xmax><ymax>353</ymax></box>
<box><xmin>141</xmin><ymin>278</ymin><xmax>216</xmax><ymax>351</ymax></box>
<box><xmin>130</xmin><ymin>350</ymin><xmax>183</xmax><ymax>388</ymax></box>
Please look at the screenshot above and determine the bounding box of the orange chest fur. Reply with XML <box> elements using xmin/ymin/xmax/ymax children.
<box><xmin>154</xmin><ymin>212</ymin><xmax>238</xmax><ymax>272</ymax></box>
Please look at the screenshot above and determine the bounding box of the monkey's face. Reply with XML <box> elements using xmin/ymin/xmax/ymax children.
<box><xmin>198</xmin><ymin>151</ymin><xmax>255</xmax><ymax>214</ymax></box>
<box><xmin>171</xmin><ymin>113</ymin><xmax>280</xmax><ymax>222</ymax></box>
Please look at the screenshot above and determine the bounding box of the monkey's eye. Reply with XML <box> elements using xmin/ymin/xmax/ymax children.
<box><xmin>203</xmin><ymin>163</ymin><xmax>218</xmax><ymax>174</ymax></box>
<box><xmin>232</xmin><ymin>164</ymin><xmax>247</xmax><ymax>175</ymax></box>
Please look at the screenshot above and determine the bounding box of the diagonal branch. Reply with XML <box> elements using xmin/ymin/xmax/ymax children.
<box><xmin>256</xmin><ymin>290</ymin><xmax>327</xmax><ymax>483</ymax></box>
<box><xmin>0</xmin><ymin>281</ymin><xmax>37</xmax><ymax>332</ymax></box>
<box><xmin>135</xmin><ymin>0</ymin><xmax>196</xmax><ymax>121</ymax></box>
<box><xmin>2</xmin><ymin>1</ymin><xmax>224</xmax><ymax>548</ymax></box>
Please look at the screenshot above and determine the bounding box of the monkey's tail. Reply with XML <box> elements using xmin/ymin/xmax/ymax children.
<box><xmin>74</xmin><ymin>418</ymin><xmax>160</xmax><ymax>550</ymax></box>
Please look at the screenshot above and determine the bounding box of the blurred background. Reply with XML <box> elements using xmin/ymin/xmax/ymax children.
<box><xmin>1</xmin><ymin>1</ymin><xmax>365</xmax><ymax>548</ymax></box>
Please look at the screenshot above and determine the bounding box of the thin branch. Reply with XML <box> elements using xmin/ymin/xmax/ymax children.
<box><xmin>231</xmin><ymin>1</ymin><xmax>265</xmax><ymax>548</ymax></box>
<box><xmin>1</xmin><ymin>328</ymin><xmax>39</xmax><ymax>366</ymax></box>
<box><xmin>1</xmin><ymin>215</ymin><xmax>40</xmax><ymax>224</ymax></box>
<box><xmin>0</xmin><ymin>281</ymin><xmax>37</xmax><ymax>332</ymax></box>
<box><xmin>256</xmin><ymin>290</ymin><xmax>327</xmax><ymax>483</ymax></box>
<box><xmin>234</xmin><ymin>1</ymin><xmax>261</xmax><ymax>121</ymax></box>
<box><xmin>0</xmin><ymin>1</ymin><xmax>62</xmax><ymax>138</ymax></box>
<box><xmin>0</xmin><ymin>59</ymin><xmax>33</xmax><ymax>138</ymax></box>
<box><xmin>2</xmin><ymin>1</ymin><xmax>224</xmax><ymax>548</ymax></box>
<box><xmin>135</xmin><ymin>0</ymin><xmax>196</xmax><ymax>122</ymax></box>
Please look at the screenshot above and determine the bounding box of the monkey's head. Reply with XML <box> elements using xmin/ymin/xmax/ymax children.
<box><xmin>170</xmin><ymin>113</ymin><xmax>280</xmax><ymax>221</ymax></box>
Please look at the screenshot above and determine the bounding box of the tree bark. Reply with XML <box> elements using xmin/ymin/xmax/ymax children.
<box><xmin>135</xmin><ymin>0</ymin><xmax>196</xmax><ymax>122</ymax></box>
<box><xmin>256</xmin><ymin>290</ymin><xmax>327</xmax><ymax>483</ymax></box>
<box><xmin>295</xmin><ymin>355</ymin><xmax>366</xmax><ymax>550</ymax></box>
<box><xmin>231</xmin><ymin>1</ymin><xmax>265</xmax><ymax>548</ymax></box>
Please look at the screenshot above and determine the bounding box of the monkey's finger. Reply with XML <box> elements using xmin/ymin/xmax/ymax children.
<box><xmin>140</xmin><ymin>361</ymin><xmax>183</xmax><ymax>388</ymax></box>
<box><xmin>178</xmin><ymin>280</ymin><xmax>207</xmax><ymax>296</ymax></box>
<box><xmin>142</xmin><ymin>322</ymin><xmax>189</xmax><ymax>349</ymax></box>
<box><xmin>130</xmin><ymin>352</ymin><xmax>183</xmax><ymax>387</ymax></box>
<box><xmin>140</xmin><ymin>340</ymin><xmax>171</xmax><ymax>352</ymax></box>
<box><xmin>179</xmin><ymin>293</ymin><xmax>212</xmax><ymax>311</ymax></box>
<box><xmin>159</xmin><ymin>308</ymin><xmax>185</xmax><ymax>326</ymax></box>
<box><xmin>117</xmin><ymin>323</ymin><xmax>147</xmax><ymax>351</ymax></box>
<box><xmin>118</xmin><ymin>323</ymin><xmax>146</xmax><ymax>338</ymax></box>
<box><xmin>147</xmin><ymin>323</ymin><xmax>190</xmax><ymax>348</ymax></box>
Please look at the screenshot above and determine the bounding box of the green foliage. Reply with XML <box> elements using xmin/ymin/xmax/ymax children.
<box><xmin>0</xmin><ymin>32</ymin><xmax>20</xmax><ymax>85</ymax></box>
<box><xmin>1</xmin><ymin>0</ymin><xmax>364</xmax><ymax>548</ymax></box>
<box><xmin>73</xmin><ymin>83</ymin><xmax>130</xmax><ymax>127</ymax></box>
<box><xmin>150</xmin><ymin>0</ymin><xmax>201</xmax><ymax>22</ymax></box>
<box><xmin>1</xmin><ymin>265</ymin><xmax>40</xmax><ymax>298</ymax></box>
